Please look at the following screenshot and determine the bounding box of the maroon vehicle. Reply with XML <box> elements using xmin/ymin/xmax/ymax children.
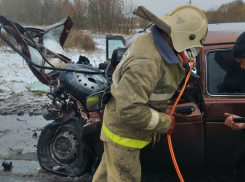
<box><xmin>1</xmin><ymin>15</ymin><xmax>245</xmax><ymax>180</ymax></box>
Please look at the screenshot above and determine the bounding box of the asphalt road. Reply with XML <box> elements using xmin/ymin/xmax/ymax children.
<box><xmin>0</xmin><ymin>161</ymin><xmax>239</xmax><ymax>182</ymax></box>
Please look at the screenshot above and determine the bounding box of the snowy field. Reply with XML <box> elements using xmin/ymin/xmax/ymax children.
<box><xmin>0</xmin><ymin>35</ymin><xmax>106</xmax><ymax>114</ymax></box>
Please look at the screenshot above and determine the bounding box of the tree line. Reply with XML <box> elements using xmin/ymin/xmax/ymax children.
<box><xmin>0</xmin><ymin>0</ymin><xmax>137</xmax><ymax>34</ymax></box>
<box><xmin>1</xmin><ymin>0</ymin><xmax>244</xmax><ymax>35</ymax></box>
<box><xmin>205</xmin><ymin>0</ymin><xmax>245</xmax><ymax>23</ymax></box>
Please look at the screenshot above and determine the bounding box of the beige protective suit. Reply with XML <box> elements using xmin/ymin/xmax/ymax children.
<box><xmin>92</xmin><ymin>29</ymin><xmax>185</xmax><ymax>182</ymax></box>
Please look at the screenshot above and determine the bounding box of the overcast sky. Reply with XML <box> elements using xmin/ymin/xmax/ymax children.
<box><xmin>135</xmin><ymin>0</ymin><xmax>242</xmax><ymax>16</ymax></box>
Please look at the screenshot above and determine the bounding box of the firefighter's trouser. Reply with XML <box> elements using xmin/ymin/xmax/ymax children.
<box><xmin>92</xmin><ymin>141</ymin><xmax>141</xmax><ymax>182</ymax></box>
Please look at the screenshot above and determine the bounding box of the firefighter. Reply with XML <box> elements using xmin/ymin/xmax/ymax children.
<box><xmin>92</xmin><ymin>5</ymin><xmax>208</xmax><ymax>182</ymax></box>
<box><xmin>224</xmin><ymin>31</ymin><xmax>245</xmax><ymax>130</ymax></box>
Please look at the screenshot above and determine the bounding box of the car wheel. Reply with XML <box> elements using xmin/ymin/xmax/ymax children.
<box><xmin>37</xmin><ymin>117</ymin><xmax>92</xmax><ymax>177</ymax></box>
<box><xmin>59</xmin><ymin>64</ymin><xmax>108</xmax><ymax>104</ymax></box>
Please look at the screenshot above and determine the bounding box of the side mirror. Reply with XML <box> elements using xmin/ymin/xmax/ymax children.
<box><xmin>111</xmin><ymin>48</ymin><xmax>127</xmax><ymax>68</ymax></box>
<box><xmin>85</xmin><ymin>91</ymin><xmax>106</xmax><ymax>112</ymax></box>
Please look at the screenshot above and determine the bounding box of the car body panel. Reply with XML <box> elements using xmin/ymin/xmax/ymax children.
<box><xmin>141</xmin><ymin>102</ymin><xmax>204</xmax><ymax>172</ymax></box>
<box><xmin>205</xmin><ymin>30</ymin><xmax>243</xmax><ymax>45</ymax></box>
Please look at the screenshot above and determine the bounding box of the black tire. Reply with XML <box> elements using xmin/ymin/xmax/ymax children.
<box><xmin>37</xmin><ymin>117</ymin><xmax>92</xmax><ymax>177</ymax></box>
<box><xmin>59</xmin><ymin>64</ymin><xmax>107</xmax><ymax>104</ymax></box>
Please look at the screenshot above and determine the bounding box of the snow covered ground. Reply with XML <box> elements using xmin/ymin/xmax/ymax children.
<box><xmin>0</xmin><ymin>35</ymin><xmax>106</xmax><ymax>114</ymax></box>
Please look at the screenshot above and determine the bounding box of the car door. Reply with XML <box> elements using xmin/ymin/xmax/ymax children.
<box><xmin>106</xmin><ymin>35</ymin><xmax>125</xmax><ymax>62</ymax></box>
<box><xmin>140</xmin><ymin>101</ymin><xmax>204</xmax><ymax>173</ymax></box>
<box><xmin>201</xmin><ymin>44</ymin><xmax>245</xmax><ymax>171</ymax></box>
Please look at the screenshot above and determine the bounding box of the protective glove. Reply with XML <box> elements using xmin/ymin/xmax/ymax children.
<box><xmin>167</xmin><ymin>115</ymin><xmax>175</xmax><ymax>134</ymax></box>
<box><xmin>224</xmin><ymin>113</ymin><xmax>245</xmax><ymax>130</ymax></box>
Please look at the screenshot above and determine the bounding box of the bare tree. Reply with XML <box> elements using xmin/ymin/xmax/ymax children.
<box><xmin>22</xmin><ymin>0</ymin><xmax>42</xmax><ymax>24</ymax></box>
<box><xmin>72</xmin><ymin>0</ymin><xmax>88</xmax><ymax>28</ymax></box>
<box><xmin>120</xmin><ymin>0</ymin><xmax>137</xmax><ymax>34</ymax></box>
<box><xmin>0</xmin><ymin>0</ymin><xmax>20</xmax><ymax>21</ymax></box>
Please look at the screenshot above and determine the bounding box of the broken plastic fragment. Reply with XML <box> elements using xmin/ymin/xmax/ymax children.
<box><xmin>2</xmin><ymin>161</ymin><xmax>12</xmax><ymax>170</ymax></box>
<box><xmin>53</xmin><ymin>164</ymin><xmax>68</xmax><ymax>171</ymax></box>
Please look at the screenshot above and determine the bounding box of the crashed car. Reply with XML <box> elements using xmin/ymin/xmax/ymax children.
<box><xmin>1</xmin><ymin>13</ymin><xmax>245</xmax><ymax>181</ymax></box>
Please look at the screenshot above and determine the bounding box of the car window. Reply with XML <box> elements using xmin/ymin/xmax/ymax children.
<box><xmin>206</xmin><ymin>49</ymin><xmax>245</xmax><ymax>95</ymax></box>
<box><xmin>108</xmin><ymin>39</ymin><xmax>125</xmax><ymax>59</ymax></box>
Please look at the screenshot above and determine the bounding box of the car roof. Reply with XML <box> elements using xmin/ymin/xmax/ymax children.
<box><xmin>125</xmin><ymin>23</ymin><xmax>245</xmax><ymax>47</ymax></box>
<box><xmin>205</xmin><ymin>23</ymin><xmax>245</xmax><ymax>45</ymax></box>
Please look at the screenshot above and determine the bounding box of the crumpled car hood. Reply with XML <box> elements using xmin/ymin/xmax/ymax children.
<box><xmin>0</xmin><ymin>15</ymin><xmax>73</xmax><ymax>85</ymax></box>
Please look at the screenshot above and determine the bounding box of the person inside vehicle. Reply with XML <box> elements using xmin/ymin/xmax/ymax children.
<box><xmin>92</xmin><ymin>5</ymin><xmax>208</xmax><ymax>182</ymax></box>
<box><xmin>224</xmin><ymin>31</ymin><xmax>245</xmax><ymax>130</ymax></box>
<box><xmin>214</xmin><ymin>51</ymin><xmax>245</xmax><ymax>93</ymax></box>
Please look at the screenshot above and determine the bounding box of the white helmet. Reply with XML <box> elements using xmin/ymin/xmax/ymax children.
<box><xmin>160</xmin><ymin>5</ymin><xmax>208</xmax><ymax>52</ymax></box>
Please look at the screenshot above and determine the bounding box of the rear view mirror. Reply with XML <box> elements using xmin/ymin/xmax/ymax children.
<box><xmin>85</xmin><ymin>91</ymin><xmax>106</xmax><ymax>112</ymax></box>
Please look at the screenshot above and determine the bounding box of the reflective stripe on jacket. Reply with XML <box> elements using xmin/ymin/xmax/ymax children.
<box><xmin>101</xmin><ymin>32</ymin><xmax>185</xmax><ymax>147</ymax></box>
<box><xmin>102</xmin><ymin>123</ymin><xmax>150</xmax><ymax>149</ymax></box>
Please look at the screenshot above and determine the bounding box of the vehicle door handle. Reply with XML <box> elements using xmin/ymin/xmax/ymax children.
<box><xmin>175</xmin><ymin>106</ymin><xmax>195</xmax><ymax>115</ymax></box>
